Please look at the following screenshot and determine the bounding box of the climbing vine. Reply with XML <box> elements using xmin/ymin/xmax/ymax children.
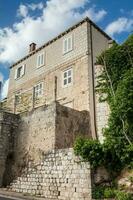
<box><xmin>74</xmin><ymin>34</ymin><xmax>133</xmax><ymax>177</ymax></box>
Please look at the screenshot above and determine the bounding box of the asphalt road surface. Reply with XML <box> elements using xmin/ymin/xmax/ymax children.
<box><xmin>0</xmin><ymin>198</ymin><xmax>15</xmax><ymax>200</ymax></box>
<box><xmin>0</xmin><ymin>197</ymin><xmax>24</xmax><ymax>200</ymax></box>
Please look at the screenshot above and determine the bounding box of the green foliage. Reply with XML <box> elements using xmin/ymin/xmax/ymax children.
<box><xmin>92</xmin><ymin>185</ymin><xmax>132</xmax><ymax>200</ymax></box>
<box><xmin>92</xmin><ymin>185</ymin><xmax>105</xmax><ymax>199</ymax></box>
<box><xmin>104</xmin><ymin>187</ymin><xmax>115</xmax><ymax>198</ymax></box>
<box><xmin>74</xmin><ymin>34</ymin><xmax>133</xmax><ymax>177</ymax></box>
<box><xmin>114</xmin><ymin>190</ymin><xmax>133</xmax><ymax>200</ymax></box>
<box><xmin>96</xmin><ymin>35</ymin><xmax>133</xmax><ymax>103</ymax></box>
<box><xmin>74</xmin><ymin>137</ymin><xmax>104</xmax><ymax>168</ymax></box>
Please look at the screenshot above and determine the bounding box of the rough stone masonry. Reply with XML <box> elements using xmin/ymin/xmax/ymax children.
<box><xmin>10</xmin><ymin>148</ymin><xmax>92</xmax><ymax>200</ymax></box>
<box><xmin>0</xmin><ymin>102</ymin><xmax>92</xmax><ymax>199</ymax></box>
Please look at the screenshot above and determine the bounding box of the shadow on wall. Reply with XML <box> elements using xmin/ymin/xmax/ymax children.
<box><xmin>55</xmin><ymin>103</ymin><xmax>92</xmax><ymax>149</ymax></box>
<box><xmin>2</xmin><ymin>152</ymin><xmax>15</xmax><ymax>187</ymax></box>
<box><xmin>0</xmin><ymin>102</ymin><xmax>91</xmax><ymax>187</ymax></box>
<box><xmin>1</xmin><ymin>114</ymin><xmax>29</xmax><ymax>187</ymax></box>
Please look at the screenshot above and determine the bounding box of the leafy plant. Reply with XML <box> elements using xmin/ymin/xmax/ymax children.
<box><xmin>74</xmin><ymin>137</ymin><xmax>104</xmax><ymax>168</ymax></box>
<box><xmin>92</xmin><ymin>185</ymin><xmax>105</xmax><ymax>199</ymax></box>
<box><xmin>114</xmin><ymin>190</ymin><xmax>133</xmax><ymax>200</ymax></box>
<box><xmin>104</xmin><ymin>187</ymin><xmax>115</xmax><ymax>198</ymax></box>
<box><xmin>74</xmin><ymin>34</ymin><xmax>133</xmax><ymax>177</ymax></box>
<box><xmin>92</xmin><ymin>186</ymin><xmax>132</xmax><ymax>200</ymax></box>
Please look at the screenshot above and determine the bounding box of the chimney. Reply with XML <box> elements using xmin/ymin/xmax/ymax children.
<box><xmin>29</xmin><ymin>43</ymin><xmax>36</xmax><ymax>53</ymax></box>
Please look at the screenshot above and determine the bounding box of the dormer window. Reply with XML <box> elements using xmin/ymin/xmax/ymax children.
<box><xmin>37</xmin><ymin>53</ymin><xmax>45</xmax><ymax>68</ymax></box>
<box><xmin>15</xmin><ymin>65</ymin><xmax>25</xmax><ymax>80</ymax></box>
<box><xmin>63</xmin><ymin>35</ymin><xmax>73</xmax><ymax>54</ymax></box>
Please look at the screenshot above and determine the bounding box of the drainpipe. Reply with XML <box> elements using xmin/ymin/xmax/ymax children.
<box><xmin>87</xmin><ymin>22</ymin><xmax>97</xmax><ymax>139</ymax></box>
<box><xmin>54</xmin><ymin>76</ymin><xmax>57</xmax><ymax>102</ymax></box>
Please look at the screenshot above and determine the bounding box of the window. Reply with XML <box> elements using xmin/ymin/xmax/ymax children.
<box><xmin>63</xmin><ymin>35</ymin><xmax>73</xmax><ymax>54</ymax></box>
<box><xmin>15</xmin><ymin>65</ymin><xmax>25</xmax><ymax>79</ymax></box>
<box><xmin>37</xmin><ymin>53</ymin><xmax>45</xmax><ymax>68</ymax></box>
<box><xmin>15</xmin><ymin>92</ymin><xmax>21</xmax><ymax>105</ymax></box>
<box><xmin>63</xmin><ymin>68</ymin><xmax>73</xmax><ymax>87</ymax></box>
<box><xmin>34</xmin><ymin>82</ymin><xmax>43</xmax><ymax>100</ymax></box>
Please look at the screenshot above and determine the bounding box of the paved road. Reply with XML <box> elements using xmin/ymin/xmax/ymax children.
<box><xmin>0</xmin><ymin>198</ymin><xmax>16</xmax><ymax>200</ymax></box>
<box><xmin>0</xmin><ymin>197</ymin><xmax>24</xmax><ymax>200</ymax></box>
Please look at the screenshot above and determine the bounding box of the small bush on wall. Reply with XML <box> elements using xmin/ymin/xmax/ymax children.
<box><xmin>74</xmin><ymin>34</ymin><xmax>133</xmax><ymax>199</ymax></box>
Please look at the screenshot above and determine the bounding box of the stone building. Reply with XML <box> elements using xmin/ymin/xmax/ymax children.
<box><xmin>0</xmin><ymin>17</ymin><xmax>112</xmax><ymax>199</ymax></box>
<box><xmin>7</xmin><ymin>17</ymin><xmax>111</xmax><ymax>140</ymax></box>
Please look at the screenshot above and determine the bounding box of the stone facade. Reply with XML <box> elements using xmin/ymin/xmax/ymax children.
<box><xmin>14</xmin><ymin>102</ymin><xmax>91</xmax><ymax>165</ymax></box>
<box><xmin>10</xmin><ymin>148</ymin><xmax>92</xmax><ymax>200</ymax></box>
<box><xmin>0</xmin><ymin>102</ymin><xmax>91</xmax><ymax>190</ymax></box>
<box><xmin>0</xmin><ymin>18</ymin><xmax>112</xmax><ymax>199</ymax></box>
<box><xmin>0</xmin><ymin>111</ymin><xmax>19</xmax><ymax>186</ymax></box>
<box><xmin>6</xmin><ymin>17</ymin><xmax>111</xmax><ymax>139</ymax></box>
<box><xmin>95</xmin><ymin>65</ymin><xmax>110</xmax><ymax>142</ymax></box>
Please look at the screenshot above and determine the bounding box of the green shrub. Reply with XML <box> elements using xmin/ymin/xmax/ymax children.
<box><xmin>92</xmin><ymin>186</ymin><xmax>133</xmax><ymax>200</ymax></box>
<box><xmin>92</xmin><ymin>185</ymin><xmax>105</xmax><ymax>199</ymax></box>
<box><xmin>74</xmin><ymin>34</ymin><xmax>133</xmax><ymax>177</ymax></box>
<box><xmin>114</xmin><ymin>190</ymin><xmax>133</xmax><ymax>200</ymax></box>
<box><xmin>104</xmin><ymin>187</ymin><xmax>115</xmax><ymax>198</ymax></box>
<box><xmin>74</xmin><ymin>137</ymin><xmax>104</xmax><ymax>168</ymax></box>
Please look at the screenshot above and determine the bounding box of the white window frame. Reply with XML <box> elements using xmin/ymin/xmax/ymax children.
<box><xmin>15</xmin><ymin>65</ymin><xmax>25</xmax><ymax>80</ymax></box>
<box><xmin>36</xmin><ymin>53</ymin><xmax>45</xmax><ymax>68</ymax></box>
<box><xmin>62</xmin><ymin>68</ymin><xmax>73</xmax><ymax>88</ymax></box>
<box><xmin>63</xmin><ymin>35</ymin><xmax>73</xmax><ymax>54</ymax></box>
<box><xmin>33</xmin><ymin>82</ymin><xmax>44</xmax><ymax>100</ymax></box>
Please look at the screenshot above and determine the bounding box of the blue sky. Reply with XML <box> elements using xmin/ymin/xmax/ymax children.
<box><xmin>0</xmin><ymin>0</ymin><xmax>133</xmax><ymax>98</ymax></box>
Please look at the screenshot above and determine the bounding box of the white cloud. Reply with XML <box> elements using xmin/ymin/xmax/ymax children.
<box><xmin>17</xmin><ymin>2</ymin><xmax>44</xmax><ymax>18</ymax></box>
<box><xmin>17</xmin><ymin>4</ymin><xmax>28</xmax><ymax>18</ymax></box>
<box><xmin>0</xmin><ymin>0</ymin><xmax>107</xmax><ymax>65</ymax></box>
<box><xmin>83</xmin><ymin>7</ymin><xmax>107</xmax><ymax>22</ymax></box>
<box><xmin>28</xmin><ymin>2</ymin><xmax>44</xmax><ymax>11</ymax></box>
<box><xmin>105</xmin><ymin>17</ymin><xmax>133</xmax><ymax>37</ymax></box>
<box><xmin>1</xmin><ymin>79</ymin><xmax>9</xmax><ymax>99</ymax></box>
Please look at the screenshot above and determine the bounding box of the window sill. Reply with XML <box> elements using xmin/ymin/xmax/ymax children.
<box><xmin>36</xmin><ymin>65</ymin><xmax>45</xmax><ymax>69</ymax></box>
<box><xmin>62</xmin><ymin>83</ymin><xmax>73</xmax><ymax>88</ymax></box>
<box><xmin>15</xmin><ymin>76</ymin><xmax>23</xmax><ymax>81</ymax></box>
<box><xmin>63</xmin><ymin>49</ymin><xmax>73</xmax><ymax>55</ymax></box>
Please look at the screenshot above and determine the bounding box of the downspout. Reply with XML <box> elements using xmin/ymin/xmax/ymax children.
<box><xmin>87</xmin><ymin>22</ymin><xmax>98</xmax><ymax>139</ymax></box>
<box><xmin>54</xmin><ymin>76</ymin><xmax>57</xmax><ymax>102</ymax></box>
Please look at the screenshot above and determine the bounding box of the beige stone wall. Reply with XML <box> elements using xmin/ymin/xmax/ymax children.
<box><xmin>94</xmin><ymin>65</ymin><xmax>110</xmax><ymax>142</ymax></box>
<box><xmin>91</xmin><ymin>26</ymin><xmax>110</xmax><ymax>63</ymax></box>
<box><xmin>55</xmin><ymin>103</ymin><xmax>91</xmax><ymax>149</ymax></box>
<box><xmin>0</xmin><ymin>111</ymin><xmax>19</xmax><ymax>186</ymax></box>
<box><xmin>7</xmin><ymin>21</ymin><xmax>110</xmax><ymax>114</ymax></box>
<box><xmin>8</xmin><ymin>22</ymin><xmax>88</xmax><ymax>105</ymax></box>
<box><xmin>10</xmin><ymin>148</ymin><xmax>92</xmax><ymax>200</ymax></box>
<box><xmin>7</xmin><ymin>20</ymin><xmax>111</xmax><ymax>139</ymax></box>
<box><xmin>15</xmin><ymin>103</ymin><xmax>56</xmax><ymax>165</ymax></box>
<box><xmin>0</xmin><ymin>103</ymin><xmax>91</xmax><ymax>188</ymax></box>
<box><xmin>14</xmin><ymin>102</ymin><xmax>91</xmax><ymax>166</ymax></box>
<box><xmin>8</xmin><ymin>55</ymin><xmax>90</xmax><ymax>113</ymax></box>
<box><xmin>86</xmin><ymin>24</ymin><xmax>110</xmax><ymax>139</ymax></box>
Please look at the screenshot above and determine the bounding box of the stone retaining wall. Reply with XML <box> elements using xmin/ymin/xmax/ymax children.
<box><xmin>0</xmin><ymin>111</ymin><xmax>19</xmax><ymax>186</ymax></box>
<box><xmin>15</xmin><ymin>102</ymin><xmax>91</xmax><ymax>165</ymax></box>
<box><xmin>10</xmin><ymin>148</ymin><xmax>92</xmax><ymax>200</ymax></box>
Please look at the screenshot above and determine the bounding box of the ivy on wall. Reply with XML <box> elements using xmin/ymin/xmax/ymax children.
<box><xmin>74</xmin><ymin>34</ymin><xmax>133</xmax><ymax>177</ymax></box>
